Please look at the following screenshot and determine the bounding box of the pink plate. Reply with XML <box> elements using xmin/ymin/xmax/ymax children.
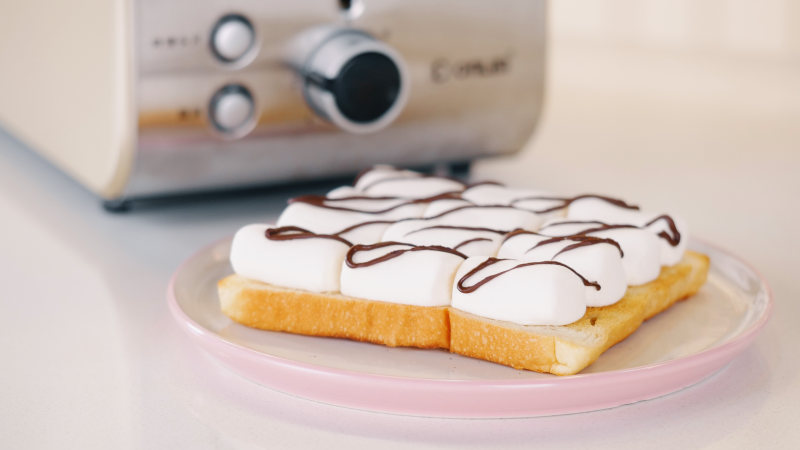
<box><xmin>167</xmin><ymin>238</ymin><xmax>772</xmax><ymax>418</ymax></box>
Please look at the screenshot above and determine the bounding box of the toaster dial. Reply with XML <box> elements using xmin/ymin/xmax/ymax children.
<box><xmin>209</xmin><ymin>84</ymin><xmax>255</xmax><ymax>135</ymax></box>
<box><xmin>210</xmin><ymin>14</ymin><xmax>256</xmax><ymax>63</ymax></box>
<box><xmin>298</xmin><ymin>29</ymin><xmax>408</xmax><ymax>134</ymax></box>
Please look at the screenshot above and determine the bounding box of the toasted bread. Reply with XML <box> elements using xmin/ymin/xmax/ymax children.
<box><xmin>217</xmin><ymin>250</ymin><xmax>709</xmax><ymax>375</ymax></box>
<box><xmin>218</xmin><ymin>275</ymin><xmax>450</xmax><ymax>349</ymax></box>
<box><xmin>449</xmin><ymin>250</ymin><xmax>709</xmax><ymax>375</ymax></box>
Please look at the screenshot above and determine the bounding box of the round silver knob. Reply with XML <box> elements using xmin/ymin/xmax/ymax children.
<box><xmin>289</xmin><ymin>28</ymin><xmax>409</xmax><ymax>134</ymax></box>
<box><xmin>209</xmin><ymin>85</ymin><xmax>254</xmax><ymax>135</ymax></box>
<box><xmin>211</xmin><ymin>15</ymin><xmax>255</xmax><ymax>63</ymax></box>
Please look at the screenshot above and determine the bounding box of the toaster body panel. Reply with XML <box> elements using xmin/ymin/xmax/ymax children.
<box><xmin>0</xmin><ymin>0</ymin><xmax>136</xmax><ymax>198</ymax></box>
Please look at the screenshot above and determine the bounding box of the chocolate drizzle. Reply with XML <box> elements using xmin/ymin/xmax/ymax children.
<box><xmin>288</xmin><ymin>195</ymin><xmax>416</xmax><ymax>214</ymax></box>
<box><xmin>540</xmin><ymin>221</ymin><xmax>639</xmax><ymax>236</ymax></box>
<box><xmin>288</xmin><ymin>192</ymin><xmax>461</xmax><ymax>215</ymax></box>
<box><xmin>542</xmin><ymin>217</ymin><xmax>681</xmax><ymax>247</ymax></box>
<box><xmin>502</xmin><ymin>229</ymin><xmax>546</xmax><ymax>243</ymax></box>
<box><xmin>424</xmin><ymin>204</ymin><xmax>532</xmax><ymax>221</ymax></box>
<box><xmin>510</xmin><ymin>194</ymin><xmax>641</xmax><ymax>214</ymax></box>
<box><xmin>334</xmin><ymin>220</ymin><xmax>396</xmax><ymax>235</ymax></box>
<box><xmin>346</xmin><ymin>241</ymin><xmax>467</xmax><ymax>268</ymax></box>
<box><xmin>404</xmin><ymin>225</ymin><xmax>507</xmax><ymax>237</ymax></box>
<box><xmin>402</xmin><ymin>225</ymin><xmax>505</xmax><ymax>252</ymax></box>
<box><xmin>265</xmin><ymin>226</ymin><xmax>353</xmax><ymax>246</ymax></box>
<box><xmin>465</xmin><ymin>180</ymin><xmax>505</xmax><ymax>189</ymax></box>
<box><xmin>456</xmin><ymin>258</ymin><xmax>601</xmax><ymax>293</ymax></box>
<box><xmin>569</xmin><ymin>194</ymin><xmax>640</xmax><ymax>210</ymax></box>
<box><xmin>530</xmin><ymin>235</ymin><xmax>625</xmax><ymax>258</ymax></box>
<box><xmin>453</xmin><ymin>237</ymin><xmax>492</xmax><ymax>250</ymax></box>
<box><xmin>645</xmin><ymin>215</ymin><xmax>682</xmax><ymax>246</ymax></box>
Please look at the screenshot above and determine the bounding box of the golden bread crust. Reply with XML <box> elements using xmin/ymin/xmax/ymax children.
<box><xmin>218</xmin><ymin>276</ymin><xmax>450</xmax><ymax>349</ymax></box>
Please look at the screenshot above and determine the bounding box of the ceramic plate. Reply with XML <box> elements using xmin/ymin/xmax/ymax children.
<box><xmin>167</xmin><ymin>238</ymin><xmax>772</xmax><ymax>418</ymax></box>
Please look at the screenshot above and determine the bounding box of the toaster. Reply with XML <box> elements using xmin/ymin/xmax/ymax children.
<box><xmin>0</xmin><ymin>0</ymin><xmax>545</xmax><ymax>208</ymax></box>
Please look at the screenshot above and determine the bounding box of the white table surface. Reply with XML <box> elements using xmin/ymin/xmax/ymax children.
<box><xmin>2</xmin><ymin>45</ymin><xmax>798</xmax><ymax>449</ymax></box>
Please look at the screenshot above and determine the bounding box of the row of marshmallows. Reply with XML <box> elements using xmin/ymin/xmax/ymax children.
<box><xmin>230</xmin><ymin>166</ymin><xmax>688</xmax><ymax>326</ymax></box>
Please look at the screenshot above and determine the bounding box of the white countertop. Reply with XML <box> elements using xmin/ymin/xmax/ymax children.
<box><xmin>2</xmin><ymin>44</ymin><xmax>799</xmax><ymax>449</ymax></box>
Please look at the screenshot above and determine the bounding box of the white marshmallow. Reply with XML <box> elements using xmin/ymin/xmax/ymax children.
<box><xmin>540</xmin><ymin>220</ymin><xmax>663</xmax><ymax>286</ymax></box>
<box><xmin>326</xmin><ymin>186</ymin><xmax>361</xmax><ymax>199</ymax></box>
<box><xmin>334</xmin><ymin>221</ymin><xmax>393</xmax><ymax>245</ymax></box>
<box><xmin>362</xmin><ymin>177</ymin><xmax>465</xmax><ymax>198</ymax></box>
<box><xmin>340</xmin><ymin>243</ymin><xmax>465</xmax><ymax>306</ymax></box>
<box><xmin>644</xmin><ymin>215</ymin><xmax>688</xmax><ymax>266</ymax></box>
<box><xmin>354</xmin><ymin>165</ymin><xmax>420</xmax><ymax>191</ymax></box>
<box><xmin>499</xmin><ymin>233</ymin><xmax>628</xmax><ymax>306</ymax></box>
<box><xmin>424</xmin><ymin>205</ymin><xmax>544</xmax><ymax>230</ymax></box>
<box><xmin>567</xmin><ymin>196</ymin><xmax>688</xmax><ymax>266</ymax></box>
<box><xmin>567</xmin><ymin>196</ymin><xmax>645</xmax><ymax>225</ymax></box>
<box><xmin>229</xmin><ymin>224</ymin><xmax>350</xmax><ymax>293</ymax></box>
<box><xmin>423</xmin><ymin>198</ymin><xmax>473</xmax><ymax>217</ymax></box>
<box><xmin>451</xmin><ymin>257</ymin><xmax>587</xmax><ymax>326</ymax></box>
<box><xmin>496</xmin><ymin>232</ymin><xmax>551</xmax><ymax>260</ymax></box>
<box><xmin>277</xmin><ymin>197</ymin><xmax>425</xmax><ymax>234</ymax></box>
<box><xmin>353</xmin><ymin>166</ymin><xmax>464</xmax><ymax>198</ymax></box>
<box><xmin>461</xmin><ymin>184</ymin><xmax>551</xmax><ymax>205</ymax></box>
<box><xmin>399</xmin><ymin>226</ymin><xmax>505</xmax><ymax>257</ymax></box>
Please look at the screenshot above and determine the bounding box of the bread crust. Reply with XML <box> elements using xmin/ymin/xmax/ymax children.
<box><xmin>217</xmin><ymin>250</ymin><xmax>709</xmax><ymax>375</ymax></box>
<box><xmin>218</xmin><ymin>276</ymin><xmax>450</xmax><ymax>349</ymax></box>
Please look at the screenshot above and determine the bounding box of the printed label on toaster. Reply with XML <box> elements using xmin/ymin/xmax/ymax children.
<box><xmin>431</xmin><ymin>53</ymin><xmax>512</xmax><ymax>83</ymax></box>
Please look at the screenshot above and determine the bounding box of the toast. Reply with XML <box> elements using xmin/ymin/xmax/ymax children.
<box><xmin>218</xmin><ymin>250</ymin><xmax>709</xmax><ymax>375</ymax></box>
<box><xmin>449</xmin><ymin>250</ymin><xmax>709</xmax><ymax>375</ymax></box>
<box><xmin>218</xmin><ymin>275</ymin><xmax>450</xmax><ymax>349</ymax></box>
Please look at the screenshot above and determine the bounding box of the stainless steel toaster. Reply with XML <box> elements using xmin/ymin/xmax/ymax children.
<box><xmin>0</xmin><ymin>0</ymin><xmax>545</xmax><ymax>207</ymax></box>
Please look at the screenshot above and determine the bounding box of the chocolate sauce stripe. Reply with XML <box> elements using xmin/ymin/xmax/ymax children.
<box><xmin>265</xmin><ymin>226</ymin><xmax>353</xmax><ymax>246</ymax></box>
<box><xmin>457</xmin><ymin>258</ymin><xmax>600</xmax><ymax>293</ymax></box>
<box><xmin>334</xmin><ymin>220</ymin><xmax>396</xmax><ymax>235</ymax></box>
<box><xmin>528</xmin><ymin>235</ymin><xmax>625</xmax><ymax>258</ymax></box>
<box><xmin>423</xmin><ymin>204</ymin><xmax>532</xmax><ymax>221</ymax></box>
<box><xmin>288</xmin><ymin>192</ymin><xmax>463</xmax><ymax>215</ymax></box>
<box><xmin>568</xmin><ymin>194</ymin><xmax>640</xmax><ymax>210</ymax></box>
<box><xmin>502</xmin><ymin>229</ymin><xmax>546</xmax><ymax>243</ymax></box>
<box><xmin>345</xmin><ymin>241</ymin><xmax>467</xmax><ymax>268</ymax></box>
<box><xmin>404</xmin><ymin>225</ymin><xmax>508</xmax><ymax>237</ymax></box>
<box><xmin>453</xmin><ymin>237</ymin><xmax>492</xmax><ymax>251</ymax></box>
<box><xmin>645</xmin><ymin>214</ymin><xmax>682</xmax><ymax>246</ymax></box>
<box><xmin>541</xmin><ymin>217</ymin><xmax>683</xmax><ymax>248</ymax></box>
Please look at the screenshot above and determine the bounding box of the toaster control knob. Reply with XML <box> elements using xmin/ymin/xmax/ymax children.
<box><xmin>211</xmin><ymin>15</ymin><xmax>255</xmax><ymax>63</ymax></box>
<box><xmin>209</xmin><ymin>85</ymin><xmax>254</xmax><ymax>134</ymax></box>
<box><xmin>290</xmin><ymin>28</ymin><xmax>409</xmax><ymax>134</ymax></box>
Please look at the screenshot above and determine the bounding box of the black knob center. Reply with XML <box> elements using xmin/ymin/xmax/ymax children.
<box><xmin>329</xmin><ymin>52</ymin><xmax>401</xmax><ymax>124</ymax></box>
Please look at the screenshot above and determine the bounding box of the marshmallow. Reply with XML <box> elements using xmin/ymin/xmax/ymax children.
<box><xmin>399</xmin><ymin>225</ymin><xmax>505</xmax><ymax>257</ymax></box>
<box><xmin>277</xmin><ymin>196</ymin><xmax>426</xmax><ymax>234</ymax></box>
<box><xmin>230</xmin><ymin>224</ymin><xmax>350</xmax><ymax>293</ymax></box>
<box><xmin>354</xmin><ymin>166</ymin><xmax>464</xmax><ymax>198</ymax></box>
<box><xmin>451</xmin><ymin>257</ymin><xmax>587</xmax><ymax>326</ymax></box>
<box><xmin>540</xmin><ymin>220</ymin><xmax>662</xmax><ymax>286</ymax></box>
<box><xmin>340</xmin><ymin>243</ymin><xmax>466</xmax><ymax>306</ymax></box>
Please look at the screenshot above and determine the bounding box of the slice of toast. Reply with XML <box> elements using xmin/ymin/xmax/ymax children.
<box><xmin>218</xmin><ymin>275</ymin><xmax>450</xmax><ymax>349</ymax></box>
<box><xmin>449</xmin><ymin>250</ymin><xmax>709</xmax><ymax>375</ymax></box>
<box><xmin>217</xmin><ymin>250</ymin><xmax>709</xmax><ymax>375</ymax></box>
